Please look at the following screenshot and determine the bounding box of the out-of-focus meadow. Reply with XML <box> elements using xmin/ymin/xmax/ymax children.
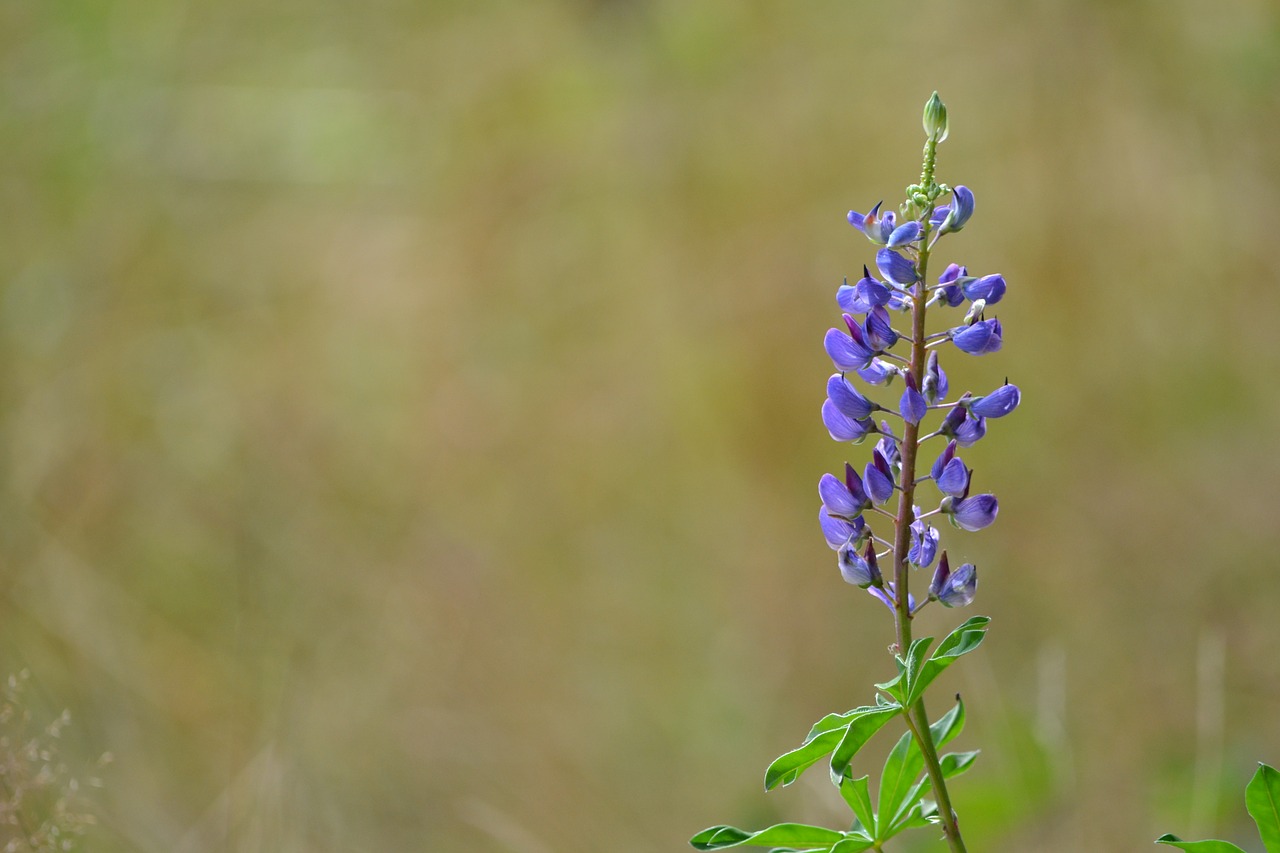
<box><xmin>3</xmin><ymin>0</ymin><xmax>1280</xmax><ymax>850</ymax></box>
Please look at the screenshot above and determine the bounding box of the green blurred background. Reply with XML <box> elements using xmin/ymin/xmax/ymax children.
<box><xmin>3</xmin><ymin>0</ymin><xmax>1280</xmax><ymax>850</ymax></box>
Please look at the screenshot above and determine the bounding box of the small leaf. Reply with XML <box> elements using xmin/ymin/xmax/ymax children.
<box><xmin>766</xmin><ymin>706</ymin><xmax>893</xmax><ymax>791</ymax></box>
<box><xmin>906</xmin><ymin>617</ymin><xmax>990</xmax><ymax>705</ymax></box>
<box><xmin>930</xmin><ymin>696</ymin><xmax>966</xmax><ymax>749</ymax></box>
<box><xmin>830</xmin><ymin>837</ymin><xmax>878</xmax><ymax>853</ymax></box>
<box><xmin>1246</xmin><ymin>763</ymin><xmax>1280</xmax><ymax>853</ymax></box>
<box><xmin>877</xmin><ymin>697</ymin><xmax>966</xmax><ymax>837</ymax></box>
<box><xmin>940</xmin><ymin>750</ymin><xmax>979</xmax><ymax>779</ymax></box>
<box><xmin>828</xmin><ymin>705</ymin><xmax>902</xmax><ymax>784</ymax></box>
<box><xmin>900</xmin><ymin>637</ymin><xmax>934</xmax><ymax>700</ymax></box>
<box><xmin>838</xmin><ymin>773</ymin><xmax>876</xmax><ymax>837</ymax></box>
<box><xmin>1154</xmin><ymin>834</ymin><xmax>1247</xmax><ymax>853</ymax></box>
<box><xmin>689</xmin><ymin>822</ymin><xmax>846</xmax><ymax>850</ymax></box>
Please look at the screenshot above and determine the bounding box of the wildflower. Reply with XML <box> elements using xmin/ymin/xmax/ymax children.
<box><xmin>967</xmin><ymin>383</ymin><xmax>1020</xmax><ymax>419</ymax></box>
<box><xmin>827</xmin><ymin>374</ymin><xmax>878</xmax><ymax>420</ymax></box>
<box><xmin>908</xmin><ymin>517</ymin><xmax>940</xmax><ymax>568</ymax></box>
<box><xmin>876</xmin><ymin>248</ymin><xmax>920</xmax><ymax>287</ymax></box>
<box><xmin>899</xmin><ymin>373</ymin><xmax>927</xmax><ymax>425</ymax></box>
<box><xmin>820</xmin><ymin>507</ymin><xmax>866</xmax><ymax>550</ymax></box>
<box><xmin>942</xmin><ymin>494</ymin><xmax>999</xmax><ymax>531</ymax></box>
<box><xmin>849</xmin><ymin>205</ymin><xmax>922</xmax><ymax>247</ymax></box>
<box><xmin>838</xmin><ymin>540</ymin><xmax>882</xmax><ymax>588</ymax></box>
<box><xmin>934</xmin><ymin>263</ymin><xmax>967</xmax><ymax>307</ymax></box>
<box><xmin>819</xmin><ymin>464</ymin><xmax>871</xmax><ymax>518</ymax></box>
<box><xmin>922</xmin><ymin>350</ymin><xmax>949</xmax><ymax>404</ymax></box>
<box><xmin>962</xmin><ymin>274</ymin><xmax>1006</xmax><ymax>305</ymax></box>
<box><xmin>858</xmin><ymin>358</ymin><xmax>899</xmax><ymax>386</ymax></box>
<box><xmin>951</xmin><ymin>318</ymin><xmax>1003</xmax><ymax>355</ymax></box>
<box><xmin>937</xmin><ymin>185</ymin><xmax>975</xmax><ymax>234</ymax></box>
<box><xmin>864</xmin><ymin>448</ymin><xmax>896</xmax><ymax>504</ymax></box>
<box><xmin>929</xmin><ymin>552</ymin><xmax>977</xmax><ymax>607</ymax></box>
<box><xmin>837</xmin><ymin>268</ymin><xmax>892</xmax><ymax>314</ymax></box>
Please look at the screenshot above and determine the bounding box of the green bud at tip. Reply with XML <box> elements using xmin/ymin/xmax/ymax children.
<box><xmin>923</xmin><ymin>92</ymin><xmax>949</xmax><ymax>143</ymax></box>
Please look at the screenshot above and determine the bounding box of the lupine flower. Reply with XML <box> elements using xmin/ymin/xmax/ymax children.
<box><xmin>820</xmin><ymin>464</ymin><xmax>871</xmax><ymax>518</ymax></box>
<box><xmin>951</xmin><ymin>318</ymin><xmax>1003</xmax><ymax>355</ymax></box>
<box><xmin>820</xmin><ymin>507</ymin><xmax>867</xmax><ymax>550</ymax></box>
<box><xmin>908</xmin><ymin>517</ymin><xmax>940</xmax><ymax>568</ymax></box>
<box><xmin>931</xmin><ymin>440</ymin><xmax>958</xmax><ymax>480</ymax></box>
<box><xmin>935</xmin><ymin>263</ymin><xmax>967</xmax><ymax>307</ymax></box>
<box><xmin>943</xmin><ymin>493</ymin><xmax>999</xmax><ymax>531</ymax></box>
<box><xmin>863</xmin><ymin>306</ymin><xmax>899</xmax><ymax>351</ymax></box>
<box><xmin>938</xmin><ymin>185</ymin><xmax>974</xmax><ymax>234</ymax></box>
<box><xmin>962</xmin><ymin>274</ymin><xmax>1006</xmax><ymax>305</ymax></box>
<box><xmin>922</xmin><ymin>350</ymin><xmax>949</xmax><ymax>404</ymax></box>
<box><xmin>822</xmin><ymin>398</ymin><xmax>874</xmax><ymax>442</ymax></box>
<box><xmin>837</xmin><ymin>268</ymin><xmax>892</xmax><ymax>314</ymax></box>
<box><xmin>838</xmin><ymin>540</ymin><xmax>882</xmax><ymax>588</ymax></box>
<box><xmin>967</xmin><ymin>383</ymin><xmax>1021</xmax><ymax>419</ymax></box>
<box><xmin>864</xmin><ymin>448</ymin><xmax>895</xmax><ymax>504</ymax></box>
<box><xmin>827</xmin><ymin>374</ymin><xmax>878</xmax><ymax>420</ymax></box>
<box><xmin>870</xmin><ymin>581</ymin><xmax>915</xmax><ymax>613</ymax></box>
<box><xmin>876</xmin><ymin>248</ymin><xmax>920</xmax><ymax>287</ymax></box>
<box><xmin>935</xmin><ymin>457</ymin><xmax>971</xmax><ymax>497</ymax></box>
<box><xmin>849</xmin><ymin>205</ymin><xmax>921</xmax><ymax>247</ymax></box>
<box><xmin>899</xmin><ymin>373</ymin><xmax>927</xmax><ymax>425</ymax></box>
<box><xmin>954</xmin><ymin>414</ymin><xmax>987</xmax><ymax>446</ymax></box>
<box><xmin>929</xmin><ymin>552</ymin><xmax>977</xmax><ymax>607</ymax></box>
<box><xmin>875</xmin><ymin>434</ymin><xmax>900</xmax><ymax>471</ymax></box>
<box><xmin>825</xmin><ymin>325</ymin><xmax>874</xmax><ymax>372</ymax></box>
<box><xmin>858</xmin><ymin>358</ymin><xmax>899</xmax><ymax>386</ymax></box>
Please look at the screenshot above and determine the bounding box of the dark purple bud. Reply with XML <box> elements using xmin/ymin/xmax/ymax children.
<box><xmin>930</xmin><ymin>552</ymin><xmax>976</xmax><ymax>607</ymax></box>
<box><xmin>822</xmin><ymin>399</ymin><xmax>874</xmax><ymax>442</ymax></box>
<box><xmin>940</xmin><ymin>186</ymin><xmax>974</xmax><ymax>234</ymax></box>
<box><xmin>820</xmin><ymin>506</ymin><xmax>865</xmax><ymax>550</ymax></box>
<box><xmin>962</xmin><ymin>274</ymin><xmax>1006</xmax><ymax>305</ymax></box>
<box><xmin>876</xmin><ymin>248</ymin><xmax>920</xmax><ymax>287</ymax></box>
<box><xmin>837</xmin><ymin>268</ymin><xmax>892</xmax><ymax>314</ymax></box>
<box><xmin>968</xmin><ymin>383</ymin><xmax>1021</xmax><ymax>419</ymax></box>
<box><xmin>930</xmin><ymin>440</ymin><xmax>958</xmax><ymax>481</ymax></box>
<box><xmin>908</xmin><ymin>519</ymin><xmax>940</xmax><ymax>568</ymax></box>
<box><xmin>837</xmin><ymin>540</ymin><xmax>880</xmax><ymax>588</ymax></box>
<box><xmin>951</xmin><ymin>318</ymin><xmax>1003</xmax><ymax>355</ymax></box>
<box><xmin>864</xmin><ymin>449</ymin><xmax>895</xmax><ymax>504</ymax></box>
<box><xmin>827</xmin><ymin>374</ymin><xmax>877</xmax><ymax>420</ymax></box>
<box><xmin>857</xmin><ymin>358</ymin><xmax>899</xmax><ymax>386</ymax></box>
<box><xmin>887</xmin><ymin>221</ymin><xmax>922</xmax><ymax>248</ymax></box>
<box><xmin>936</xmin><ymin>458</ymin><xmax>971</xmax><ymax>497</ymax></box>
<box><xmin>955</xmin><ymin>415</ymin><xmax>987</xmax><ymax>447</ymax></box>
<box><xmin>819</xmin><ymin>469</ymin><xmax>867</xmax><ymax>518</ymax></box>
<box><xmin>922</xmin><ymin>351</ymin><xmax>948</xmax><ymax>404</ymax></box>
<box><xmin>944</xmin><ymin>494</ymin><xmax>999</xmax><ymax>531</ymax></box>
<box><xmin>825</xmin><ymin>327</ymin><xmax>875</xmax><ymax>371</ymax></box>
<box><xmin>863</xmin><ymin>306</ymin><xmax>899</xmax><ymax>351</ymax></box>
<box><xmin>899</xmin><ymin>372</ymin><xmax>927</xmax><ymax>425</ymax></box>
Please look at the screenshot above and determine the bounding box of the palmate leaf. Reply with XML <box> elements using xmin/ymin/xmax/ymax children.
<box><xmin>689</xmin><ymin>822</ymin><xmax>848</xmax><ymax>850</ymax></box>
<box><xmin>1246</xmin><ymin>763</ymin><xmax>1280</xmax><ymax>853</ymax></box>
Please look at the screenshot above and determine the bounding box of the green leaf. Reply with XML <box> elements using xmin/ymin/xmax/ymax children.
<box><xmin>830</xmin><ymin>837</ymin><xmax>878</xmax><ymax>853</ymax></box>
<box><xmin>900</xmin><ymin>637</ymin><xmax>934</xmax><ymax>701</ymax></box>
<box><xmin>1154</xmin><ymin>834</ymin><xmax>1247</xmax><ymax>853</ymax></box>
<box><xmin>838</xmin><ymin>773</ymin><xmax>876</xmax><ymax>837</ymax></box>
<box><xmin>876</xmin><ymin>697</ymin><xmax>966</xmax><ymax>838</ymax></box>
<box><xmin>1246</xmin><ymin>763</ymin><xmax>1280</xmax><ymax>853</ymax></box>
<box><xmin>828</xmin><ymin>705</ymin><xmax>902</xmax><ymax>784</ymax></box>
<box><xmin>765</xmin><ymin>707</ymin><xmax>888</xmax><ymax>791</ymax></box>
<box><xmin>906</xmin><ymin>617</ymin><xmax>990</xmax><ymax>706</ymax></box>
<box><xmin>689</xmin><ymin>822</ymin><xmax>846</xmax><ymax>850</ymax></box>
<box><xmin>940</xmin><ymin>750</ymin><xmax>980</xmax><ymax>779</ymax></box>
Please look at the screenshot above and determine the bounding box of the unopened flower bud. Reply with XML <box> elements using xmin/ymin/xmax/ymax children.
<box><xmin>923</xmin><ymin>92</ymin><xmax>949</xmax><ymax>143</ymax></box>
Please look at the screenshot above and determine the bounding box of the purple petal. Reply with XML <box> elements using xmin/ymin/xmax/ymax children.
<box><xmin>837</xmin><ymin>542</ymin><xmax>878</xmax><ymax>587</ymax></box>
<box><xmin>837</xmin><ymin>275</ymin><xmax>892</xmax><ymax>314</ymax></box>
<box><xmin>900</xmin><ymin>384</ymin><xmax>927</xmax><ymax>425</ymax></box>
<box><xmin>875</xmin><ymin>248</ymin><xmax>919</xmax><ymax>287</ymax></box>
<box><xmin>864</xmin><ymin>462</ymin><xmax>894</xmax><ymax>504</ymax></box>
<box><xmin>951</xmin><ymin>319</ymin><xmax>1003</xmax><ymax>355</ymax></box>
<box><xmin>931</xmin><ymin>440</ymin><xmax>957</xmax><ymax>481</ymax></box>
<box><xmin>938</xmin><ymin>563</ymin><xmax>977</xmax><ymax>607</ymax></box>
<box><xmin>825</xmin><ymin>327</ymin><xmax>874</xmax><ymax>371</ymax></box>
<box><xmin>952</xmin><ymin>494</ymin><xmax>998</xmax><ymax>531</ymax></box>
<box><xmin>962</xmin><ymin>273</ymin><xmax>1006</xmax><ymax>305</ymax></box>
<box><xmin>970</xmin><ymin>384</ymin><xmax>1021</xmax><ymax>419</ymax></box>
<box><xmin>908</xmin><ymin>522</ymin><xmax>940</xmax><ymax>568</ymax></box>
<box><xmin>828</xmin><ymin>374</ymin><xmax>876</xmax><ymax>420</ymax></box>
<box><xmin>887</xmin><ymin>221</ymin><xmax>922</xmax><ymax>248</ymax></box>
<box><xmin>819</xmin><ymin>473</ymin><xmax>860</xmax><ymax>517</ymax></box>
<box><xmin>857</xmin><ymin>358</ymin><xmax>898</xmax><ymax>386</ymax></box>
<box><xmin>820</xmin><ymin>506</ymin><xmax>862</xmax><ymax>549</ymax></box>
<box><xmin>955</xmin><ymin>415</ymin><xmax>987</xmax><ymax>447</ymax></box>
<box><xmin>864</xmin><ymin>306</ymin><xmax>899</xmax><ymax>351</ymax></box>
<box><xmin>822</xmin><ymin>399</ymin><xmax>872</xmax><ymax>442</ymax></box>
<box><xmin>940</xmin><ymin>186</ymin><xmax>974</xmax><ymax>234</ymax></box>
<box><xmin>936</xmin><ymin>458</ymin><xmax>970</xmax><ymax>497</ymax></box>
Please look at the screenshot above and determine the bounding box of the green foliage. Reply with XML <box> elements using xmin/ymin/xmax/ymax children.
<box><xmin>763</xmin><ymin>704</ymin><xmax>901</xmax><ymax>791</ymax></box>
<box><xmin>689</xmin><ymin>822</ymin><xmax>858</xmax><ymax>850</ymax></box>
<box><xmin>1159</xmin><ymin>762</ymin><xmax>1280</xmax><ymax>853</ymax></box>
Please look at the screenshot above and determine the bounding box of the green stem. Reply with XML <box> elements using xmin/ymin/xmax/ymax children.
<box><xmin>889</xmin><ymin>167</ymin><xmax>969</xmax><ymax>851</ymax></box>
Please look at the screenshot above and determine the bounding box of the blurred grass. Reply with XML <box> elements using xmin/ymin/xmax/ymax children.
<box><xmin>2</xmin><ymin>0</ymin><xmax>1280</xmax><ymax>850</ymax></box>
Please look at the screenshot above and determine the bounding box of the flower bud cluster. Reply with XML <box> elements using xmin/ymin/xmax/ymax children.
<box><xmin>819</xmin><ymin>180</ymin><xmax>1019</xmax><ymax>614</ymax></box>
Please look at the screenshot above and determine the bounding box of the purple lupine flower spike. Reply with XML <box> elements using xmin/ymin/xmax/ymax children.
<box><xmin>864</xmin><ymin>448</ymin><xmax>895</xmax><ymax>505</ymax></box>
<box><xmin>820</xmin><ymin>506</ymin><xmax>866</xmax><ymax>550</ymax></box>
<box><xmin>968</xmin><ymin>383</ymin><xmax>1021</xmax><ymax>419</ymax></box>
<box><xmin>876</xmin><ymin>248</ymin><xmax>920</xmax><ymax>287</ymax></box>
<box><xmin>929</xmin><ymin>551</ymin><xmax>977</xmax><ymax>607</ymax></box>
<box><xmin>939</xmin><ymin>185</ymin><xmax>974</xmax><ymax>234</ymax></box>
<box><xmin>899</xmin><ymin>372</ymin><xmax>927</xmax><ymax>426</ymax></box>
<box><xmin>943</xmin><ymin>493</ymin><xmax>999</xmax><ymax>531</ymax></box>
<box><xmin>951</xmin><ymin>318</ymin><xmax>1003</xmax><ymax>355</ymax></box>
<box><xmin>962</xmin><ymin>274</ymin><xmax>1006</xmax><ymax>305</ymax></box>
<box><xmin>838</xmin><ymin>540</ymin><xmax>882</xmax><ymax>588</ymax></box>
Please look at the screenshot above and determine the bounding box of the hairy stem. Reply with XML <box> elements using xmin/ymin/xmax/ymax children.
<box><xmin>890</xmin><ymin>185</ymin><xmax>970</xmax><ymax>851</ymax></box>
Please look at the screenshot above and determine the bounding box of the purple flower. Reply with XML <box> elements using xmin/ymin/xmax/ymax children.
<box><xmin>876</xmin><ymin>248</ymin><xmax>920</xmax><ymax>287</ymax></box>
<box><xmin>875</xmin><ymin>434</ymin><xmax>900</xmax><ymax>470</ymax></box>
<box><xmin>955</xmin><ymin>414</ymin><xmax>987</xmax><ymax>447</ymax></box>
<box><xmin>886</xmin><ymin>221</ymin><xmax>921</xmax><ymax>248</ymax></box>
<box><xmin>935</xmin><ymin>457</ymin><xmax>970</xmax><ymax>497</ymax></box>
<box><xmin>929</xmin><ymin>552</ymin><xmax>977</xmax><ymax>607</ymax></box>
<box><xmin>824</xmin><ymin>325</ymin><xmax>875</xmax><ymax>371</ymax></box>
<box><xmin>820</xmin><ymin>463</ymin><xmax>871</xmax><ymax>518</ymax></box>
<box><xmin>827</xmin><ymin>374</ymin><xmax>878</xmax><ymax>420</ymax></box>
<box><xmin>968</xmin><ymin>383</ymin><xmax>1021</xmax><ymax>419</ymax></box>
<box><xmin>962</xmin><ymin>274</ymin><xmax>1006</xmax><ymax>305</ymax></box>
<box><xmin>939</xmin><ymin>186</ymin><xmax>974</xmax><ymax>234</ymax></box>
<box><xmin>838</xmin><ymin>540</ymin><xmax>882</xmax><ymax>588</ymax></box>
<box><xmin>944</xmin><ymin>493</ymin><xmax>999</xmax><ymax>531</ymax></box>
<box><xmin>935</xmin><ymin>263</ymin><xmax>966</xmax><ymax>307</ymax></box>
<box><xmin>870</xmin><ymin>581</ymin><xmax>915</xmax><ymax>613</ymax></box>
<box><xmin>848</xmin><ymin>202</ymin><xmax>892</xmax><ymax>244</ymax></box>
<box><xmin>820</xmin><ymin>506</ymin><xmax>865</xmax><ymax>550</ymax></box>
<box><xmin>837</xmin><ymin>268</ymin><xmax>893</xmax><ymax>314</ymax></box>
<box><xmin>951</xmin><ymin>318</ymin><xmax>1003</xmax><ymax>355</ymax></box>
<box><xmin>899</xmin><ymin>372</ymin><xmax>927</xmax><ymax>425</ymax></box>
<box><xmin>908</xmin><ymin>517</ymin><xmax>940</xmax><ymax>568</ymax></box>
<box><xmin>864</xmin><ymin>448</ymin><xmax>895</xmax><ymax>504</ymax></box>
<box><xmin>922</xmin><ymin>351</ymin><xmax>948</xmax><ymax>404</ymax></box>
<box><xmin>863</xmin><ymin>306</ymin><xmax>899</xmax><ymax>351</ymax></box>
<box><xmin>857</xmin><ymin>358</ymin><xmax>899</xmax><ymax>386</ymax></box>
<box><xmin>822</xmin><ymin>399</ymin><xmax>874</xmax><ymax>442</ymax></box>
<box><xmin>930</xmin><ymin>440</ymin><xmax>958</xmax><ymax>481</ymax></box>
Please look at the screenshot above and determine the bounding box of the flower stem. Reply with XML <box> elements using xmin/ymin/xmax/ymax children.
<box><xmin>890</xmin><ymin>205</ymin><xmax>970</xmax><ymax>853</ymax></box>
